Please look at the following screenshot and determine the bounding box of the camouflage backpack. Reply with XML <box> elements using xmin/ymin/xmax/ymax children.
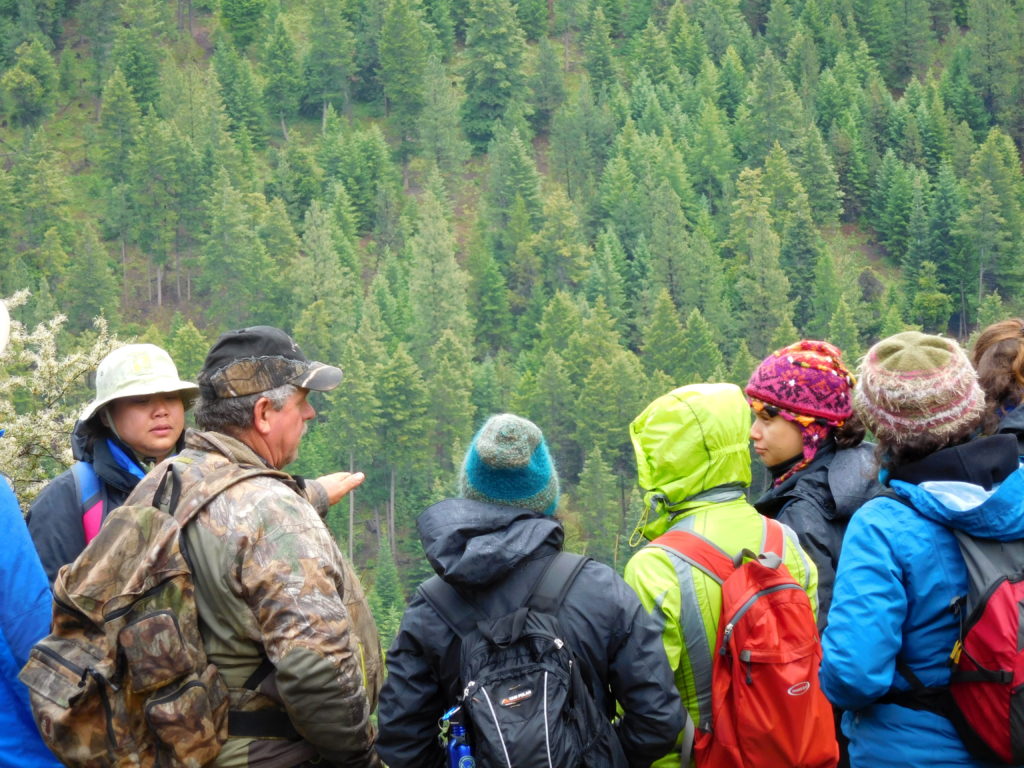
<box><xmin>19</xmin><ymin>460</ymin><xmax>284</xmax><ymax>768</ymax></box>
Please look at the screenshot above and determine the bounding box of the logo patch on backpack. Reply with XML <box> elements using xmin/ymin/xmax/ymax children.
<box><xmin>500</xmin><ymin>687</ymin><xmax>534</xmax><ymax>707</ymax></box>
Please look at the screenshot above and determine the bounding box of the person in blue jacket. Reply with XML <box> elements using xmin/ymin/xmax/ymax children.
<box><xmin>0</xmin><ymin>300</ymin><xmax>62</xmax><ymax>766</ymax></box>
<box><xmin>820</xmin><ymin>331</ymin><xmax>1023</xmax><ymax>768</ymax></box>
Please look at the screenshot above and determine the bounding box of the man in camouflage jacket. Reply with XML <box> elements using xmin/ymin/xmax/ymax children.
<box><xmin>128</xmin><ymin>326</ymin><xmax>382</xmax><ymax>768</ymax></box>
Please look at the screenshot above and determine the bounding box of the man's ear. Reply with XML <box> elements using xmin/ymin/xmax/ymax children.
<box><xmin>252</xmin><ymin>396</ymin><xmax>273</xmax><ymax>436</ymax></box>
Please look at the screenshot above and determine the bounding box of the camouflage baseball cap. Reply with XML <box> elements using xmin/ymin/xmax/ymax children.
<box><xmin>198</xmin><ymin>326</ymin><xmax>342</xmax><ymax>399</ymax></box>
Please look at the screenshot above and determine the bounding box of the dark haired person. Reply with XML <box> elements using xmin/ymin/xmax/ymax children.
<box><xmin>821</xmin><ymin>331</ymin><xmax>1024</xmax><ymax>768</ymax></box>
<box><xmin>745</xmin><ymin>339</ymin><xmax>879</xmax><ymax>628</ymax></box>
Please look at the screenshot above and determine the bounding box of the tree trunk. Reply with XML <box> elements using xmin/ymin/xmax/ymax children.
<box><xmin>280</xmin><ymin>114</ymin><xmax>289</xmax><ymax>142</ymax></box>
<box><xmin>388</xmin><ymin>467</ymin><xmax>397</xmax><ymax>556</ymax></box>
<box><xmin>348</xmin><ymin>449</ymin><xmax>355</xmax><ymax>562</ymax></box>
<box><xmin>156</xmin><ymin>262</ymin><xmax>164</xmax><ymax>307</ymax></box>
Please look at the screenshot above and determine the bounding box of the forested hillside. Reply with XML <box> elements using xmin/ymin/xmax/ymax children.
<box><xmin>1</xmin><ymin>0</ymin><xmax>1023</xmax><ymax>638</ymax></box>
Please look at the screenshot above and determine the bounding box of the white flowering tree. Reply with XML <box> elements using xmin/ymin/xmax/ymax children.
<box><xmin>0</xmin><ymin>292</ymin><xmax>122</xmax><ymax>508</ymax></box>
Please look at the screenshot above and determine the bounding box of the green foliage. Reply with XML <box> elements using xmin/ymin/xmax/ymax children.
<box><xmin>461</xmin><ymin>0</ymin><xmax>528</xmax><ymax>148</ymax></box>
<box><xmin>1</xmin><ymin>39</ymin><xmax>58</xmax><ymax>127</ymax></box>
<box><xmin>12</xmin><ymin>0</ymin><xmax>1024</xmax><ymax>593</ymax></box>
<box><xmin>219</xmin><ymin>0</ymin><xmax>266</xmax><ymax>49</ymax></box>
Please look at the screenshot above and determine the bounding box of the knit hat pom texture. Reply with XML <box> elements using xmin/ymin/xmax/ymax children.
<box><xmin>854</xmin><ymin>331</ymin><xmax>985</xmax><ymax>444</ymax></box>
<box><xmin>460</xmin><ymin>413</ymin><xmax>560</xmax><ymax>516</ymax></box>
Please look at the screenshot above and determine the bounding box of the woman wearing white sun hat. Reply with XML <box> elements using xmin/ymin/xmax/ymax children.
<box><xmin>27</xmin><ymin>342</ymin><xmax>198</xmax><ymax>583</ymax></box>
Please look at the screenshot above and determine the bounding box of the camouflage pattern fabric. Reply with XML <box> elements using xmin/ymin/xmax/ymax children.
<box><xmin>131</xmin><ymin>429</ymin><xmax>383</xmax><ymax>768</ymax></box>
<box><xmin>19</xmin><ymin>460</ymin><xmax>276</xmax><ymax>767</ymax></box>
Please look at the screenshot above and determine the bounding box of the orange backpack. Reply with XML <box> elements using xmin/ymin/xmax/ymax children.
<box><xmin>655</xmin><ymin>519</ymin><xmax>838</xmax><ymax>768</ymax></box>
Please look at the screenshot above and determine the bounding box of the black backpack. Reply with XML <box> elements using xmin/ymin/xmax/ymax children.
<box><xmin>418</xmin><ymin>552</ymin><xmax>626</xmax><ymax>768</ymax></box>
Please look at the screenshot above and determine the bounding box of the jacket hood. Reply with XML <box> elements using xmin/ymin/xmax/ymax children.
<box><xmin>997</xmin><ymin>407</ymin><xmax>1024</xmax><ymax>454</ymax></box>
<box><xmin>631</xmin><ymin>383</ymin><xmax>751</xmax><ymax>540</ymax></box>
<box><xmin>890</xmin><ymin>435</ymin><xmax>1024</xmax><ymax>540</ymax></box>
<box><xmin>827</xmin><ymin>442</ymin><xmax>882</xmax><ymax>519</ymax></box>
<box><xmin>417</xmin><ymin>498</ymin><xmax>563</xmax><ymax>588</ymax></box>
<box><xmin>71</xmin><ymin>419</ymin><xmax>94</xmax><ymax>462</ymax></box>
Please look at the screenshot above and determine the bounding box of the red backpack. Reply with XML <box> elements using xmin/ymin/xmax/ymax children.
<box><xmin>654</xmin><ymin>518</ymin><xmax>838</xmax><ymax>768</ymax></box>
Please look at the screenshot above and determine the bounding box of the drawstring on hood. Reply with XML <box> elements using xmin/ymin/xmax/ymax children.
<box><xmin>629</xmin><ymin>383</ymin><xmax>753</xmax><ymax>542</ymax></box>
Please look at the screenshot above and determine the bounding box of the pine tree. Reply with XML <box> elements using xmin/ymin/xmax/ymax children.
<box><xmin>910</xmin><ymin>261</ymin><xmax>954</xmax><ymax>333</ymax></box>
<box><xmin>57</xmin><ymin>222</ymin><xmax>119</xmax><ymax>333</ymax></box>
<box><xmin>418</xmin><ymin>54</ymin><xmax>472</xmax><ymax>174</ymax></box>
<box><xmin>167</xmin><ymin>318</ymin><xmax>208</xmax><ymax>380</ymax></box>
<box><xmin>529</xmin><ymin>37</ymin><xmax>565</xmax><ymax>133</ymax></box>
<box><xmin>792</xmin><ymin>124</ymin><xmax>842</xmax><ymax>226</ymax></box>
<box><xmin>375</xmin><ymin>343</ymin><xmax>431</xmax><ymax>542</ymax></box>
<box><xmin>1</xmin><ymin>39</ymin><xmax>58</xmax><ymax>128</ymax></box>
<box><xmin>466</xmin><ymin>241</ymin><xmax>512</xmax><ymax>354</ymax></box>
<box><xmin>482</xmin><ymin>126</ymin><xmax>542</xmax><ymax>264</ymax></box>
<box><xmin>219</xmin><ymin>0</ymin><xmax>266</xmax><ymax>49</ymax></box>
<box><xmin>641</xmin><ymin>289</ymin><xmax>687</xmax><ymax>377</ymax></box>
<box><xmin>575</xmin><ymin>446</ymin><xmax>622</xmax><ymax>569</ymax></box>
<box><xmin>198</xmin><ymin>170</ymin><xmax>281</xmax><ymax>327</ymax></box>
<box><xmin>514</xmin><ymin>348</ymin><xmax>581</xmax><ymax>478</ymax></box>
<box><xmin>679</xmin><ymin>308</ymin><xmax>726</xmax><ymax>383</ymax></box>
<box><xmin>576</xmin><ymin>346</ymin><xmax>647</xmax><ymax>475</ymax></box>
<box><xmin>304</xmin><ymin>0</ymin><xmax>356</xmax><ymax>124</ymax></box>
<box><xmin>380</xmin><ymin>0</ymin><xmax>431</xmax><ymax>145</ymax></box>
<box><xmin>531</xmin><ymin>186</ymin><xmax>590</xmax><ymax>293</ymax></box>
<box><xmin>368</xmin><ymin>537</ymin><xmax>405</xmax><ymax>647</ymax></box>
<box><xmin>731</xmin><ymin>169</ymin><xmax>797</xmax><ymax>358</ymax></box>
<box><xmin>737</xmin><ymin>50</ymin><xmax>807</xmax><ymax>164</ymax></box>
<box><xmin>406</xmin><ymin>184</ymin><xmax>473</xmax><ymax>368</ymax></box>
<box><xmin>262</xmin><ymin>18</ymin><xmax>302</xmax><ymax>137</ymax></box>
<box><xmin>213</xmin><ymin>42</ymin><xmax>265</xmax><ymax>143</ymax></box>
<box><xmin>97</xmin><ymin>67</ymin><xmax>141</xmax><ymax>184</ymax></box>
<box><xmin>583</xmin><ymin>6</ymin><xmax>616</xmax><ymax>95</ymax></box>
<box><xmin>828</xmin><ymin>295</ymin><xmax>862</xmax><ymax>359</ymax></box>
<box><xmin>424</xmin><ymin>330</ymin><xmax>476</xmax><ymax>471</ymax></box>
<box><xmin>111</xmin><ymin>18</ymin><xmax>162</xmax><ymax>110</ymax></box>
<box><xmin>964</xmin><ymin>0</ymin><xmax>1016</xmax><ymax>126</ymax></box>
<box><xmin>460</xmin><ymin>0</ymin><xmax>528</xmax><ymax>148</ymax></box>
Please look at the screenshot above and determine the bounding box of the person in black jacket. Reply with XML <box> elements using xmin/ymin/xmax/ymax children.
<box><xmin>745</xmin><ymin>340</ymin><xmax>878</xmax><ymax>629</ymax></box>
<box><xmin>27</xmin><ymin>343</ymin><xmax>198</xmax><ymax>583</ymax></box>
<box><xmin>971</xmin><ymin>317</ymin><xmax>1024</xmax><ymax>455</ymax></box>
<box><xmin>376</xmin><ymin>413</ymin><xmax>684</xmax><ymax>768</ymax></box>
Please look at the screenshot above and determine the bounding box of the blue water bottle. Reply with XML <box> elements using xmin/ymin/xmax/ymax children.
<box><xmin>447</xmin><ymin>722</ymin><xmax>475</xmax><ymax>768</ymax></box>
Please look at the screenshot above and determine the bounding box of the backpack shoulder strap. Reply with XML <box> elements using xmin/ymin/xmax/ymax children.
<box><xmin>73</xmin><ymin>461</ymin><xmax>105</xmax><ymax>544</ymax></box>
<box><xmin>762</xmin><ymin>516</ymin><xmax>785</xmax><ymax>558</ymax></box>
<box><xmin>168</xmin><ymin>463</ymin><xmax>291</xmax><ymax>529</ymax></box>
<box><xmin>653</xmin><ymin>529</ymin><xmax>735</xmax><ymax>583</ymax></box>
<box><xmin>528</xmin><ymin>552</ymin><xmax>589</xmax><ymax>615</ymax></box>
<box><xmin>418</xmin><ymin>575</ymin><xmax>482</xmax><ymax>639</ymax></box>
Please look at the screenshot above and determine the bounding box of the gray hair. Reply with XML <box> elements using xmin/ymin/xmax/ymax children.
<box><xmin>194</xmin><ymin>383</ymin><xmax>297</xmax><ymax>436</ymax></box>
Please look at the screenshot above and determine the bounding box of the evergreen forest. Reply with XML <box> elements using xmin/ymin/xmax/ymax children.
<box><xmin>2</xmin><ymin>0</ymin><xmax>1024</xmax><ymax>641</ymax></box>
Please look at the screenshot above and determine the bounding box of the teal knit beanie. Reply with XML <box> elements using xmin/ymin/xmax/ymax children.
<box><xmin>459</xmin><ymin>413</ymin><xmax>560</xmax><ymax>515</ymax></box>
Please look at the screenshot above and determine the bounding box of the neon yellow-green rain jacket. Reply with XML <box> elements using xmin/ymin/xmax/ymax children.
<box><xmin>623</xmin><ymin>383</ymin><xmax>819</xmax><ymax>768</ymax></box>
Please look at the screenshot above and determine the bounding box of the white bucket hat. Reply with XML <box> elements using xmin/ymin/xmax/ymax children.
<box><xmin>80</xmin><ymin>344</ymin><xmax>199</xmax><ymax>422</ymax></box>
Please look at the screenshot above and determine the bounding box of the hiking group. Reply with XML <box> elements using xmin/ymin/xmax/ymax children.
<box><xmin>4</xmin><ymin>308</ymin><xmax>1024</xmax><ymax>768</ymax></box>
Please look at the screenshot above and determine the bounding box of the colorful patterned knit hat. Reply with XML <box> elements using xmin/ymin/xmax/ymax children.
<box><xmin>746</xmin><ymin>340</ymin><xmax>855</xmax><ymax>483</ymax></box>
<box><xmin>459</xmin><ymin>413</ymin><xmax>560</xmax><ymax>516</ymax></box>
<box><xmin>855</xmin><ymin>331</ymin><xmax>985</xmax><ymax>445</ymax></box>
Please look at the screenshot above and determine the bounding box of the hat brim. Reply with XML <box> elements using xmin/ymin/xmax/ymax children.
<box><xmin>290</xmin><ymin>362</ymin><xmax>342</xmax><ymax>392</ymax></box>
<box><xmin>80</xmin><ymin>381</ymin><xmax>200</xmax><ymax>422</ymax></box>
